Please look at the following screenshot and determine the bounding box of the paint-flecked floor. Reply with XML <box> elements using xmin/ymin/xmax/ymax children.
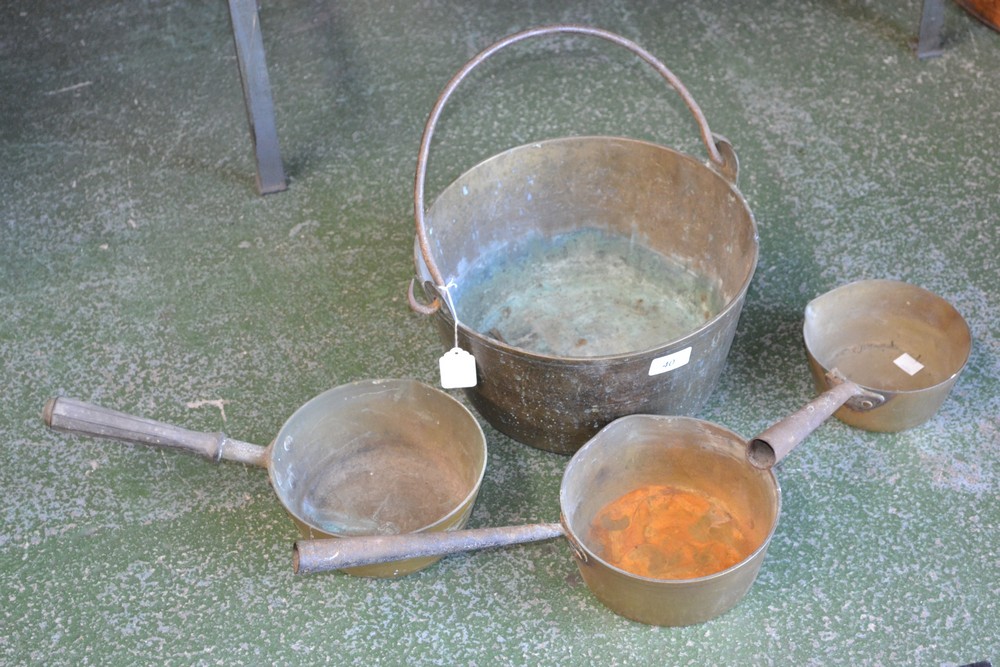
<box><xmin>2</xmin><ymin>1</ymin><xmax>998</xmax><ymax>665</ymax></box>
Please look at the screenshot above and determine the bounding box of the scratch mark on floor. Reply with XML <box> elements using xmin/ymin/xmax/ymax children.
<box><xmin>186</xmin><ymin>399</ymin><xmax>231</xmax><ymax>422</ymax></box>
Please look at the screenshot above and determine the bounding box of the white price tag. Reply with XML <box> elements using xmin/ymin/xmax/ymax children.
<box><xmin>648</xmin><ymin>347</ymin><xmax>692</xmax><ymax>376</ymax></box>
<box><xmin>893</xmin><ymin>352</ymin><xmax>924</xmax><ymax>376</ymax></box>
<box><xmin>440</xmin><ymin>347</ymin><xmax>477</xmax><ymax>388</ymax></box>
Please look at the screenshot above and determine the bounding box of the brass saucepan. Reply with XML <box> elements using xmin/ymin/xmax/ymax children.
<box><xmin>293</xmin><ymin>374</ymin><xmax>877</xmax><ymax>622</ymax></box>
<box><xmin>43</xmin><ymin>378</ymin><xmax>488</xmax><ymax>578</ymax></box>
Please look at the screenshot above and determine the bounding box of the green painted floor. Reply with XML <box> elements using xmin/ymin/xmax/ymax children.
<box><xmin>2</xmin><ymin>0</ymin><xmax>998</xmax><ymax>664</ymax></box>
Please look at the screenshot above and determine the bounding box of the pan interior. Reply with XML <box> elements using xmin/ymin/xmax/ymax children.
<box><xmin>422</xmin><ymin>137</ymin><xmax>759</xmax><ymax>360</ymax></box>
<box><xmin>804</xmin><ymin>280</ymin><xmax>971</xmax><ymax>393</ymax></box>
<box><xmin>454</xmin><ymin>227</ymin><xmax>725</xmax><ymax>357</ymax></box>
<box><xmin>586</xmin><ymin>483</ymin><xmax>758</xmax><ymax>579</ymax></box>
<box><xmin>270</xmin><ymin>379</ymin><xmax>486</xmax><ymax>537</ymax></box>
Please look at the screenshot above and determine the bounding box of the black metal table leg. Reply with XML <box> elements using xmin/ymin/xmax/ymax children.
<box><xmin>227</xmin><ymin>0</ymin><xmax>287</xmax><ymax>195</ymax></box>
<box><xmin>917</xmin><ymin>0</ymin><xmax>947</xmax><ymax>59</ymax></box>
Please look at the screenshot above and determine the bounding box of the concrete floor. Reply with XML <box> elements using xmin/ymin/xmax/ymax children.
<box><xmin>2</xmin><ymin>0</ymin><xmax>998</xmax><ymax>664</ymax></box>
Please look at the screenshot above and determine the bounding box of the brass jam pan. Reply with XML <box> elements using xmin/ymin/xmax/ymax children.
<box><xmin>43</xmin><ymin>378</ymin><xmax>487</xmax><ymax>578</ymax></box>
<box><xmin>409</xmin><ymin>25</ymin><xmax>758</xmax><ymax>455</ymax></box>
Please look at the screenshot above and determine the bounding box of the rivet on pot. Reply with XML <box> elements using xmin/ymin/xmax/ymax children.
<box><xmin>561</xmin><ymin>512</ymin><xmax>589</xmax><ymax>564</ymax></box>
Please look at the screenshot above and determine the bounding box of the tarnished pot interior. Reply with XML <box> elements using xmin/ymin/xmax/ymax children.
<box><xmin>417</xmin><ymin>136</ymin><xmax>758</xmax><ymax>454</ymax></box>
<box><xmin>803</xmin><ymin>279</ymin><xmax>972</xmax><ymax>432</ymax></box>
<box><xmin>270</xmin><ymin>378</ymin><xmax>487</xmax><ymax>577</ymax></box>
<box><xmin>558</xmin><ymin>414</ymin><xmax>780</xmax><ymax>626</ymax></box>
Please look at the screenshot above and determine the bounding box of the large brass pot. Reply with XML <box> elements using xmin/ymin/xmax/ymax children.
<box><xmin>409</xmin><ymin>25</ymin><xmax>758</xmax><ymax>454</ymax></box>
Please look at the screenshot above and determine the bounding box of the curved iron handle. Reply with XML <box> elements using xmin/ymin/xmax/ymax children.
<box><xmin>410</xmin><ymin>24</ymin><xmax>729</xmax><ymax>313</ymax></box>
<box><xmin>407</xmin><ymin>278</ymin><xmax>441</xmax><ymax>315</ymax></box>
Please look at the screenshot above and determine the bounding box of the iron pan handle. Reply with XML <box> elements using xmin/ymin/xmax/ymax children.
<box><xmin>42</xmin><ymin>397</ymin><xmax>268</xmax><ymax>467</ymax></box>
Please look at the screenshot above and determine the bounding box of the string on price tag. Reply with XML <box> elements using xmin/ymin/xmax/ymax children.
<box><xmin>437</xmin><ymin>282</ymin><xmax>477</xmax><ymax>389</ymax></box>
